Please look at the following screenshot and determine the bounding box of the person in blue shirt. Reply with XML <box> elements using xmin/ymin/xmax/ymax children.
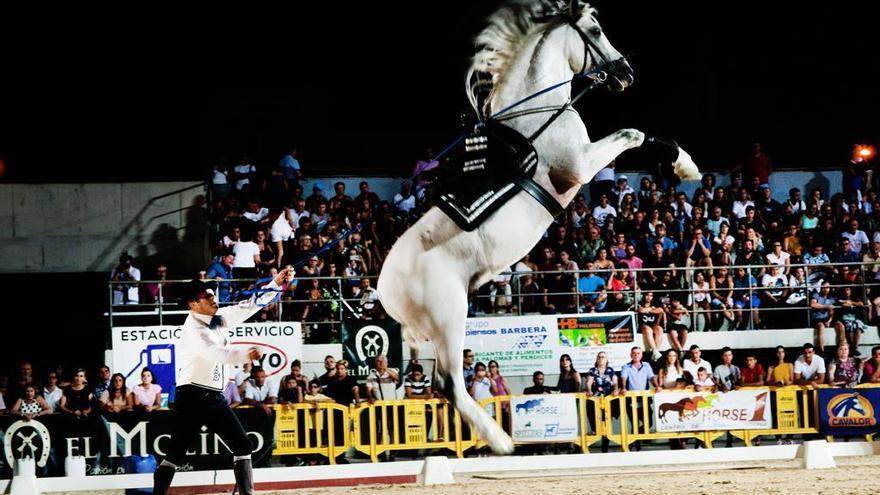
<box><xmin>732</xmin><ymin>267</ymin><xmax>761</xmax><ymax>329</ymax></box>
<box><xmin>577</xmin><ymin>261</ymin><xmax>607</xmax><ymax>312</ymax></box>
<box><xmin>280</xmin><ymin>147</ymin><xmax>302</xmax><ymax>185</ymax></box>
<box><xmin>206</xmin><ymin>249</ymin><xmax>236</xmax><ymax>302</ymax></box>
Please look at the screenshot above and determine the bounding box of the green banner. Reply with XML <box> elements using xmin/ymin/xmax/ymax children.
<box><xmin>341</xmin><ymin>319</ymin><xmax>402</xmax><ymax>380</ymax></box>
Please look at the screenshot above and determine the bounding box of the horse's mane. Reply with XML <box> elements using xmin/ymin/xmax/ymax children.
<box><xmin>465</xmin><ymin>0</ymin><xmax>596</xmax><ymax>118</ymax></box>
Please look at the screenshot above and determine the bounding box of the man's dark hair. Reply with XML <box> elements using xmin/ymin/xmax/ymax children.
<box><xmin>410</xmin><ymin>363</ymin><xmax>424</xmax><ymax>374</ymax></box>
<box><xmin>533</xmin><ymin>371</ymin><xmax>544</xmax><ymax>379</ymax></box>
<box><xmin>180</xmin><ymin>279</ymin><xmax>212</xmax><ymax>308</ymax></box>
<box><xmin>463</xmin><ymin>349</ymin><xmax>472</xmax><ymax>358</ymax></box>
<box><xmin>689</xmin><ymin>344</ymin><xmax>701</xmax><ymax>351</ymax></box>
<box><xmin>720</xmin><ymin>346</ymin><xmax>732</xmax><ymax>354</ymax></box>
<box><xmin>803</xmin><ymin>343</ymin><xmax>815</xmax><ymax>351</ymax></box>
<box><xmin>252</xmin><ymin>366</ymin><xmax>265</xmax><ymax>375</ymax></box>
<box><xmin>291</xmin><ymin>359</ymin><xmax>302</xmax><ymax>368</ymax></box>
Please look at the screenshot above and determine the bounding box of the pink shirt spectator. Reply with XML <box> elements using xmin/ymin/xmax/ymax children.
<box><xmin>132</xmin><ymin>383</ymin><xmax>162</xmax><ymax>407</ymax></box>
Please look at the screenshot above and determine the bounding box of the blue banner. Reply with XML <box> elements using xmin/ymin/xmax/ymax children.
<box><xmin>818</xmin><ymin>388</ymin><xmax>880</xmax><ymax>436</ymax></box>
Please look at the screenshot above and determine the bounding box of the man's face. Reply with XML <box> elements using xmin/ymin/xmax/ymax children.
<box><xmin>464</xmin><ymin>351</ymin><xmax>475</xmax><ymax>366</ymax></box>
<box><xmin>20</xmin><ymin>364</ymin><xmax>32</xmax><ymax>379</ymax></box>
<box><xmin>712</xmin><ymin>208</ymin><xmax>721</xmax><ymax>219</ymax></box>
<box><xmin>722</xmin><ymin>351</ymin><xmax>733</xmax><ymax>365</ymax></box>
<box><xmin>804</xmin><ymin>347</ymin><xmax>814</xmax><ymax>363</ymax></box>
<box><xmin>375</xmin><ymin>356</ymin><xmax>387</xmax><ymax>372</ymax></box>
<box><xmin>533</xmin><ymin>374</ymin><xmax>544</xmax><ymax>386</ymax></box>
<box><xmin>99</xmin><ymin>367</ymin><xmax>110</xmax><ymax>382</ymax></box>
<box><xmin>292</xmin><ymin>365</ymin><xmax>301</xmax><ymax>377</ymax></box>
<box><xmin>626</xmin><ymin>244</ymin><xmax>635</xmax><ymax>257</ymax></box>
<box><xmin>324</xmin><ymin>357</ymin><xmax>335</xmax><ymax>371</ymax></box>
<box><xmin>746</xmin><ymin>356</ymin><xmax>757</xmax><ymax>368</ymax></box>
<box><xmin>336</xmin><ymin>364</ymin><xmax>348</xmax><ymax>378</ymax></box>
<box><xmin>223</xmin><ymin>254</ymin><xmax>235</xmax><ymax>266</ymax></box>
<box><xmin>189</xmin><ymin>290</ymin><xmax>219</xmax><ymax>316</ymax></box>
<box><xmin>691</xmin><ymin>348</ymin><xmax>701</xmax><ymax>361</ymax></box>
<box><xmin>653</xmin><ymin>243</ymin><xmax>663</xmax><ymax>255</ymax></box>
<box><xmin>335</xmin><ymin>183</ymin><xmax>345</xmax><ymax>195</ymax></box>
<box><xmin>255</xmin><ymin>370</ymin><xmax>267</xmax><ymax>386</ymax></box>
<box><xmin>792</xmin><ymin>190</ymin><xmax>801</xmax><ymax>201</ymax></box>
<box><xmin>630</xmin><ymin>348</ymin><xmax>642</xmax><ymax>363</ymax></box>
<box><xmin>360</xmin><ymin>182</ymin><xmax>369</xmax><ymax>192</ymax></box>
<box><xmin>851</xmin><ymin>221</ymin><xmax>859</xmax><ymax>232</ymax></box>
<box><xmin>600</xmin><ymin>195</ymin><xmax>608</xmax><ymax>206</ymax></box>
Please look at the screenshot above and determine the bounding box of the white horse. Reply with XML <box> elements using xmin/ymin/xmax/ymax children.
<box><xmin>378</xmin><ymin>0</ymin><xmax>701</xmax><ymax>454</ymax></box>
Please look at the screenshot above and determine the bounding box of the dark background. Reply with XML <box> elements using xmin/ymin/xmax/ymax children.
<box><xmin>0</xmin><ymin>1</ymin><xmax>878</xmax><ymax>376</ymax></box>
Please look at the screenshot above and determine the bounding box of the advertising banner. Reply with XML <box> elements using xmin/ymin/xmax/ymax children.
<box><xmin>464</xmin><ymin>312</ymin><xmax>636</xmax><ymax>376</ymax></box>
<box><xmin>818</xmin><ymin>388</ymin><xmax>880</xmax><ymax>436</ymax></box>
<box><xmin>0</xmin><ymin>409</ymin><xmax>275</xmax><ymax>478</ymax></box>
<box><xmin>653</xmin><ymin>389</ymin><xmax>772</xmax><ymax>431</ymax></box>
<box><xmin>510</xmin><ymin>394</ymin><xmax>579</xmax><ymax>442</ymax></box>
<box><xmin>341</xmin><ymin>319</ymin><xmax>402</xmax><ymax>381</ymax></box>
<box><xmin>112</xmin><ymin>323</ymin><xmax>303</xmax><ymax>403</ymax></box>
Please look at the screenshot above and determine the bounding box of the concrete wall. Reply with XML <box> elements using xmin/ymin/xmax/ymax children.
<box><xmin>0</xmin><ymin>182</ymin><xmax>208</xmax><ymax>274</ymax></box>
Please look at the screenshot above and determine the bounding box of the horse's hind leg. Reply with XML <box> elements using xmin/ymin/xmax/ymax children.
<box><xmin>430</xmin><ymin>289</ymin><xmax>514</xmax><ymax>454</ymax></box>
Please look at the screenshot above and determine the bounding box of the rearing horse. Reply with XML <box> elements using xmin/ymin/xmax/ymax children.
<box><xmin>378</xmin><ymin>0</ymin><xmax>701</xmax><ymax>454</ymax></box>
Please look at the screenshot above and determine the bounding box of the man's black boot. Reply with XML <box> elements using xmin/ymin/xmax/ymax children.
<box><xmin>153</xmin><ymin>464</ymin><xmax>176</xmax><ymax>495</ymax></box>
<box><xmin>233</xmin><ymin>458</ymin><xmax>255</xmax><ymax>495</ymax></box>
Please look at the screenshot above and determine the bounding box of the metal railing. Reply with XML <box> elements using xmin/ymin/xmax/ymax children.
<box><xmin>107</xmin><ymin>260</ymin><xmax>879</xmax><ymax>338</ymax></box>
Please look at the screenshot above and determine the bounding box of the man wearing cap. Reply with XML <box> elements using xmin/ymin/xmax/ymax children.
<box><xmin>611</xmin><ymin>174</ymin><xmax>635</xmax><ymax>209</ymax></box>
<box><xmin>152</xmin><ymin>268</ymin><xmax>292</xmax><ymax>495</ymax></box>
<box><xmin>305</xmin><ymin>183</ymin><xmax>328</xmax><ymax>214</ymax></box>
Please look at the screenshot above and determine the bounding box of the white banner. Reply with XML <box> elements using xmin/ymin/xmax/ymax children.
<box><xmin>464</xmin><ymin>312</ymin><xmax>636</xmax><ymax>376</ymax></box>
<box><xmin>511</xmin><ymin>394</ymin><xmax>579</xmax><ymax>442</ymax></box>
<box><xmin>112</xmin><ymin>323</ymin><xmax>303</xmax><ymax>404</ymax></box>
<box><xmin>653</xmin><ymin>389</ymin><xmax>773</xmax><ymax>431</ymax></box>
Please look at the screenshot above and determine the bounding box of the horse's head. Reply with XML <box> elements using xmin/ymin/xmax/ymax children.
<box><xmin>565</xmin><ymin>1</ymin><xmax>633</xmax><ymax>91</ymax></box>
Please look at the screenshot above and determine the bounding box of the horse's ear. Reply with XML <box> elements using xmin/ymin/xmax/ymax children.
<box><xmin>568</xmin><ymin>0</ymin><xmax>583</xmax><ymax>17</ymax></box>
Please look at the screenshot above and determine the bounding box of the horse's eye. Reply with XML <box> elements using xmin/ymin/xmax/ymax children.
<box><xmin>590</xmin><ymin>27</ymin><xmax>602</xmax><ymax>36</ymax></box>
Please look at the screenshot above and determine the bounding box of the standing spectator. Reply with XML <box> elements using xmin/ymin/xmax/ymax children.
<box><xmin>278</xmin><ymin>377</ymin><xmax>303</xmax><ymax>404</ymax></box>
<box><xmin>657</xmin><ymin>349</ymin><xmax>684</xmax><ymax>390</ymax></box>
<box><xmin>232</xmin><ymin>153</ymin><xmax>256</xmax><ymax>191</ymax></box>
<box><xmin>232</xmin><ymin>233</ymin><xmax>261</xmax><ymax>281</ymax></box>
<box><xmin>354</xmin><ymin>181</ymin><xmax>381</xmax><ymax>213</ymax></box>
<box><xmin>92</xmin><ymin>365</ymin><xmax>111</xmax><ymax>404</ymax></box>
<box><xmin>713</xmin><ymin>347</ymin><xmax>741</xmax><ymax>392</ymax></box>
<box><xmin>462</xmin><ymin>349</ymin><xmax>476</xmax><ymax>388</ymax></box>
<box><xmin>8</xmin><ymin>361</ymin><xmax>37</xmax><ymax>406</ymax></box>
<box><xmin>468</xmin><ymin>362</ymin><xmax>497</xmax><ymax>417</ymax></box>
<box><xmin>611</xmin><ymin>175</ymin><xmax>635</xmax><ymax>209</ymax></box>
<box><xmin>43</xmin><ymin>371</ymin><xmax>63</xmax><ymax>412</ymax></box>
<box><xmin>111</xmin><ymin>252</ymin><xmax>141</xmax><ymax>305</ymax></box>
<box><xmin>487</xmin><ymin>360</ymin><xmax>511</xmax><ymax>400</ymax></box>
<box><xmin>10</xmin><ymin>384</ymin><xmax>50</xmax><ymax>420</ymax></box>
<box><xmin>732</xmin><ymin>266</ymin><xmax>761</xmax><ymax>330</ymax></box>
<box><xmin>794</xmin><ymin>343</ymin><xmax>826</xmax><ymax>386</ymax></box>
<box><xmin>143</xmin><ymin>265</ymin><xmax>172</xmax><ymax>305</ymax></box>
<box><xmin>100</xmin><ymin>373</ymin><xmax>133</xmax><ymax>414</ymax></box>
<box><xmin>253</xmin><ymin>228</ymin><xmax>277</xmax><ymax>276</ymax></box>
<box><xmin>206</xmin><ymin>249</ymin><xmax>236</xmax><ymax>303</ymax></box>
<box><xmin>760</xmin><ymin>265</ymin><xmax>788</xmax><ymax>327</ymax></box>
<box><xmin>683</xmin><ymin>345</ymin><xmax>712</xmax><ymax>378</ymax></box>
<box><xmin>766</xmin><ymin>346</ymin><xmax>794</xmax><ymax>386</ymax></box>
<box><xmin>366</xmin><ymin>355</ymin><xmax>399</xmax><ymax>402</ymax></box>
<box><xmin>404</xmin><ymin>364</ymin><xmax>433</xmax><ymax>399</ymax></box>
<box><xmin>280</xmin><ymin>360</ymin><xmax>310</xmax><ymax>398</ymax></box>
<box><xmin>556</xmin><ymin>354</ymin><xmax>581</xmax><ymax>393</ymax></box>
<box><xmin>212</xmin><ymin>159</ymin><xmax>231</xmax><ymax>200</ymax></box>
<box><xmin>317</xmin><ymin>355</ymin><xmax>336</xmax><ymax>389</ymax></box>
<box><xmin>826</xmin><ymin>343</ymin><xmax>860</xmax><ymax>387</ymax></box>
<box><xmin>324</xmin><ymin>360</ymin><xmax>360</xmax><ymax>407</ymax></box>
<box><xmin>744</xmin><ymin>142</ymin><xmax>773</xmax><ymax>185</ymax></box>
<box><xmin>585</xmin><ymin>352</ymin><xmax>618</xmax><ymax>396</ymax></box>
<box><xmin>523</xmin><ymin>371</ymin><xmax>552</xmax><ymax>395</ymax></box>
<box><xmin>620</xmin><ymin>347</ymin><xmax>658</xmax><ymax>392</ymax></box>
<box><xmin>589</xmin><ymin>162</ymin><xmax>615</xmax><ymax>208</ymax></box>
<box><xmin>280</xmin><ymin>147</ymin><xmax>302</xmax><ymax>187</ymax></box>
<box><xmin>242</xmin><ymin>366</ymin><xmax>278</xmax><ymax>416</ymax></box>
<box><xmin>131</xmin><ymin>367</ymin><xmax>163</xmax><ymax>412</ymax></box>
<box><xmin>59</xmin><ymin>368</ymin><xmax>93</xmax><ymax>417</ymax></box>
<box><xmin>741</xmin><ymin>353</ymin><xmax>765</xmax><ymax>387</ymax></box>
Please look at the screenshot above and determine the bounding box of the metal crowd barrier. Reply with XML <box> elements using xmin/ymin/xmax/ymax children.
<box><xmin>270</xmin><ymin>385</ymin><xmax>880</xmax><ymax>462</ymax></box>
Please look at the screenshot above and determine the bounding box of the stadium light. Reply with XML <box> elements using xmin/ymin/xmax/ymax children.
<box><xmin>854</xmin><ymin>144</ymin><xmax>875</xmax><ymax>162</ymax></box>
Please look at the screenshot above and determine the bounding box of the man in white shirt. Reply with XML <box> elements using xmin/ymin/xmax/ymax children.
<box><xmin>393</xmin><ymin>180</ymin><xmax>417</xmax><ymax>214</ymax></box>
<box><xmin>233</xmin><ymin>156</ymin><xmax>256</xmax><ymax>191</ymax></box>
<box><xmin>842</xmin><ymin>219</ymin><xmax>869</xmax><ymax>255</ymax></box>
<box><xmin>111</xmin><ymin>253</ymin><xmax>141</xmax><ymax>305</ymax></box>
<box><xmin>683</xmin><ymin>345</ymin><xmax>712</xmax><ymax>378</ymax></box>
<box><xmin>591</xmin><ymin>194</ymin><xmax>616</xmax><ymax>228</ymax></box>
<box><xmin>232</xmin><ymin>235</ymin><xmax>261</xmax><ymax>279</ymax></box>
<box><xmin>794</xmin><ymin>343</ymin><xmax>826</xmax><ymax>386</ymax></box>
<box><xmin>152</xmin><ymin>268</ymin><xmax>291</xmax><ymax>495</ymax></box>
<box><xmin>242</xmin><ymin>366</ymin><xmax>278</xmax><ymax>415</ymax></box>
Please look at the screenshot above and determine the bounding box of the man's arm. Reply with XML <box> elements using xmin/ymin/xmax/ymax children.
<box><xmin>218</xmin><ymin>268</ymin><xmax>292</xmax><ymax>326</ymax></box>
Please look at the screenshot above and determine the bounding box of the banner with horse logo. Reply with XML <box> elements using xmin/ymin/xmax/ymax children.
<box><xmin>341</xmin><ymin>319</ymin><xmax>402</xmax><ymax>381</ymax></box>
<box><xmin>510</xmin><ymin>394</ymin><xmax>578</xmax><ymax>442</ymax></box>
<box><xmin>818</xmin><ymin>388</ymin><xmax>880</xmax><ymax>436</ymax></box>
<box><xmin>653</xmin><ymin>389</ymin><xmax>772</xmax><ymax>431</ymax></box>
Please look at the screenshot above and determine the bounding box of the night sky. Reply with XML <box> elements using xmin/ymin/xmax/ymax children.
<box><xmin>1</xmin><ymin>1</ymin><xmax>878</xmax><ymax>181</ymax></box>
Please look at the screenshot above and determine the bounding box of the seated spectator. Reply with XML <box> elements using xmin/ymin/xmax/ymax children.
<box><xmin>741</xmin><ymin>353</ymin><xmax>765</xmax><ymax>387</ymax></box>
<box><xmin>619</xmin><ymin>347</ymin><xmax>657</xmax><ymax>393</ymax></box>
<box><xmin>100</xmin><ymin>373</ymin><xmax>132</xmax><ymax>414</ymax></box>
<box><xmin>683</xmin><ymin>227</ymin><xmax>713</xmax><ymax>268</ymax></box>
<box><xmin>766</xmin><ymin>345</ymin><xmax>794</xmax><ymax>386</ymax></box>
<box><xmin>206</xmin><ymin>249</ymin><xmax>236</xmax><ymax>302</ymax></box>
<box><xmin>404</xmin><ymin>364</ymin><xmax>433</xmax><ymax>399</ymax></box>
<box><xmin>709</xmin><ymin>267</ymin><xmax>736</xmax><ymax>330</ymax></box>
<box><xmin>826</xmin><ymin>343</ymin><xmax>859</xmax><ymax>387</ymax></box>
<box><xmin>43</xmin><ymin>371</ymin><xmax>62</xmax><ymax>412</ymax></box>
<box><xmin>713</xmin><ymin>347</ymin><xmax>741</xmax><ymax>392</ymax></box>
<box><xmin>811</xmin><ymin>282</ymin><xmax>843</xmax><ymax>353</ymax></box>
<box><xmin>142</xmin><ymin>264</ymin><xmax>172</xmax><ymax>304</ymax></box>
<box><xmin>468</xmin><ymin>362</ymin><xmax>497</xmax><ymax>416</ymax></box>
<box><xmin>577</xmin><ymin>261</ymin><xmax>607</xmax><ymax>312</ymax></box>
<box><xmin>862</xmin><ymin>242</ymin><xmax>880</xmax><ymax>281</ymax></box>
<box><xmin>693</xmin><ymin>367</ymin><xmax>716</xmax><ymax>392</ymax></box>
<box><xmin>642</xmin><ymin>241</ymin><xmax>676</xmax><ymax>287</ymax></box>
<box><xmin>711</xmin><ymin>222</ymin><xmax>735</xmax><ymax>266</ymax></box>
<box><xmin>60</xmin><ymin>368</ymin><xmax>93</xmax><ymax>418</ymax></box>
<box><xmin>10</xmin><ymin>384</ymin><xmax>50</xmax><ymax>420</ymax></box>
<box><xmin>523</xmin><ymin>371</ymin><xmax>552</xmax><ymax>395</ymax></box>
<box><xmin>131</xmin><ymin>367</ymin><xmax>162</xmax><ymax>412</ymax></box>
<box><xmin>732</xmin><ymin>266</ymin><xmax>761</xmax><ymax>330</ymax></box>
<box><xmin>665</xmin><ymin>299</ymin><xmax>689</xmax><ymax>353</ymax></box>
<box><xmin>832</xmin><ymin>238</ymin><xmax>860</xmax><ymax>266</ymax></box>
<box><xmin>760</xmin><ymin>265</ymin><xmax>788</xmax><ymax>327</ymax></box>
<box><xmin>782</xmin><ymin>224</ymin><xmax>803</xmax><ymax>259</ymax></box>
<box><xmin>607</xmin><ymin>264</ymin><xmax>634</xmax><ymax>312</ymax></box>
<box><xmin>242</xmin><ymin>198</ymin><xmax>270</xmax><ymax>225</ymax></box>
<box><xmin>305</xmin><ymin>183</ymin><xmax>328</xmax><ymax>215</ymax></box>
<box><xmin>794</xmin><ymin>343</ymin><xmax>826</xmax><ymax>386</ymax></box>
<box><xmin>243</xmin><ymin>366</ymin><xmax>278</xmax><ymax>415</ymax></box>
<box><xmin>637</xmin><ymin>292</ymin><xmax>665</xmax><ymax>361</ymax></box>
<box><xmin>838</xmin><ymin>286</ymin><xmax>867</xmax><ymax>354</ymax></box>
<box><xmin>281</xmin><ymin>360</ymin><xmax>310</xmax><ymax>398</ymax></box>
<box><xmin>690</xmin><ymin>271</ymin><xmax>711</xmax><ymax>330</ymax></box>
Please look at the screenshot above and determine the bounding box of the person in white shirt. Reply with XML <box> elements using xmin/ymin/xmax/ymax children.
<box><xmin>592</xmin><ymin>194</ymin><xmax>617</xmax><ymax>228</ymax></box>
<box><xmin>233</xmin><ymin>156</ymin><xmax>256</xmax><ymax>191</ymax></box>
<box><xmin>110</xmin><ymin>253</ymin><xmax>141</xmax><ymax>305</ymax></box>
<box><xmin>842</xmin><ymin>219</ymin><xmax>869</xmax><ymax>255</ymax></box>
<box><xmin>794</xmin><ymin>343</ymin><xmax>826</xmax><ymax>386</ymax></box>
<box><xmin>242</xmin><ymin>366</ymin><xmax>278</xmax><ymax>416</ymax></box>
<box><xmin>731</xmin><ymin>188</ymin><xmax>755</xmax><ymax>219</ymax></box>
<box><xmin>393</xmin><ymin>180</ymin><xmax>417</xmax><ymax>214</ymax></box>
<box><xmin>683</xmin><ymin>345</ymin><xmax>712</xmax><ymax>378</ymax></box>
<box><xmin>231</xmin><ymin>236</ymin><xmax>261</xmax><ymax>273</ymax></box>
<box><xmin>152</xmin><ymin>268</ymin><xmax>290</xmax><ymax>495</ymax></box>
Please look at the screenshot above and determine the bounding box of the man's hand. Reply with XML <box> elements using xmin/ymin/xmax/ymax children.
<box><xmin>274</xmin><ymin>267</ymin><xmax>294</xmax><ymax>286</ymax></box>
<box><xmin>247</xmin><ymin>347</ymin><xmax>262</xmax><ymax>361</ymax></box>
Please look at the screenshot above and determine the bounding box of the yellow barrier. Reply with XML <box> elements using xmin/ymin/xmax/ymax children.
<box><xmin>271</xmin><ymin>402</ymin><xmax>351</xmax><ymax>464</ymax></box>
<box><xmin>271</xmin><ymin>385</ymin><xmax>880</xmax><ymax>462</ymax></box>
